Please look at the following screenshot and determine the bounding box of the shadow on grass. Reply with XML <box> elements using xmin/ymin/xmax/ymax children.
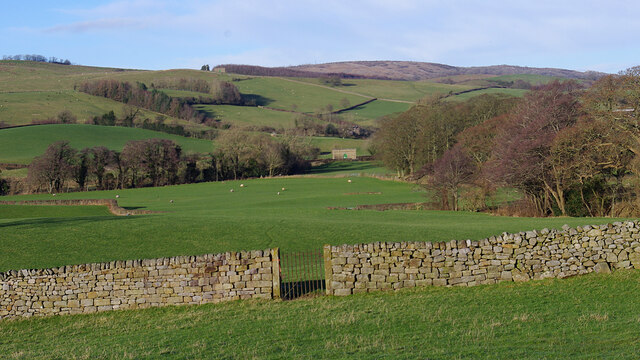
<box><xmin>0</xmin><ymin>215</ymin><xmax>132</xmax><ymax>228</ymax></box>
<box><xmin>242</xmin><ymin>94</ymin><xmax>274</xmax><ymax>106</ymax></box>
<box><xmin>281</xmin><ymin>279</ymin><xmax>326</xmax><ymax>300</ymax></box>
<box><xmin>306</xmin><ymin>161</ymin><xmax>380</xmax><ymax>174</ymax></box>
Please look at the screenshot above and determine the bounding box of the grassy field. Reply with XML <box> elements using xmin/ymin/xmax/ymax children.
<box><xmin>0</xmin><ymin>61</ymin><xmax>209</xmax><ymax>126</ymax></box>
<box><xmin>0</xmin><ymin>124</ymin><xmax>213</xmax><ymax>164</ymax></box>
<box><xmin>446</xmin><ymin>87</ymin><xmax>529</xmax><ymax>101</ymax></box>
<box><xmin>194</xmin><ymin>104</ymin><xmax>297</xmax><ymax>129</ymax></box>
<box><xmin>306</xmin><ymin>161</ymin><xmax>393</xmax><ymax>176</ymax></box>
<box><xmin>296</xmin><ymin>77</ymin><xmax>474</xmax><ymax>102</ymax></box>
<box><xmin>0</xmin><ymin>176</ymin><xmax>626</xmax><ymax>272</ymax></box>
<box><xmin>0</xmin><ymin>60</ymin><xmax>133</xmax><ymax>92</ymax></box>
<box><xmin>309</xmin><ymin>137</ymin><xmax>369</xmax><ymax>157</ymax></box>
<box><xmin>0</xmin><ymin>61</ymin><xmax>534</xmax><ymax>131</ymax></box>
<box><xmin>1</xmin><ymin>269</ymin><xmax>638</xmax><ymax>359</ymax></box>
<box><xmin>340</xmin><ymin>99</ymin><xmax>412</xmax><ymax>122</ymax></box>
<box><xmin>231</xmin><ymin>77</ymin><xmax>368</xmax><ymax>113</ymax></box>
<box><xmin>0</xmin><ymin>91</ymin><xmax>177</xmax><ymax>126</ymax></box>
<box><xmin>488</xmin><ymin>74</ymin><xmax>570</xmax><ymax>85</ymax></box>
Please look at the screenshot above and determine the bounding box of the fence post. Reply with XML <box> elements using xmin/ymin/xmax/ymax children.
<box><xmin>323</xmin><ymin>244</ymin><xmax>332</xmax><ymax>295</ymax></box>
<box><xmin>271</xmin><ymin>248</ymin><xmax>281</xmax><ymax>299</ymax></box>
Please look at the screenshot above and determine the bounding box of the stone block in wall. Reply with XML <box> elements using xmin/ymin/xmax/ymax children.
<box><xmin>432</xmin><ymin>278</ymin><xmax>447</xmax><ymax>286</ymax></box>
<box><xmin>334</xmin><ymin>289</ymin><xmax>352</xmax><ymax>296</ymax></box>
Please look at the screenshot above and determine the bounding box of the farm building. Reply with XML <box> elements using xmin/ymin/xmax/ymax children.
<box><xmin>332</xmin><ymin>149</ymin><xmax>357</xmax><ymax>160</ymax></box>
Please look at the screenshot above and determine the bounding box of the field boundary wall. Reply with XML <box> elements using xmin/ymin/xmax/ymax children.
<box><xmin>324</xmin><ymin>221</ymin><xmax>640</xmax><ymax>295</ymax></box>
<box><xmin>3</xmin><ymin>221</ymin><xmax>640</xmax><ymax>320</ymax></box>
<box><xmin>1</xmin><ymin>249</ymin><xmax>280</xmax><ymax>320</ymax></box>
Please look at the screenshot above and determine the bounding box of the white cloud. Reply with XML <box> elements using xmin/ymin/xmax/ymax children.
<box><xmin>15</xmin><ymin>0</ymin><xmax>640</xmax><ymax>71</ymax></box>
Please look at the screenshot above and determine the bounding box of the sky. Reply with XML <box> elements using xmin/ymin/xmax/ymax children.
<box><xmin>1</xmin><ymin>0</ymin><xmax>639</xmax><ymax>73</ymax></box>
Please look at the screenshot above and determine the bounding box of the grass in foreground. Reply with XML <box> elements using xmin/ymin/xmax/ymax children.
<box><xmin>0</xmin><ymin>177</ymin><xmax>627</xmax><ymax>272</ymax></box>
<box><xmin>1</xmin><ymin>270</ymin><xmax>639</xmax><ymax>359</ymax></box>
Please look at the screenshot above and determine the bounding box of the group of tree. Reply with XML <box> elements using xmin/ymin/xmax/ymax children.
<box><xmin>376</xmin><ymin>68</ymin><xmax>640</xmax><ymax>217</ymax></box>
<box><xmin>25</xmin><ymin>132</ymin><xmax>319</xmax><ymax>193</ymax></box>
<box><xmin>152</xmin><ymin>78</ymin><xmax>212</xmax><ymax>94</ymax></box>
<box><xmin>0</xmin><ymin>170</ymin><xmax>9</xmax><ymax>196</ymax></box>
<box><xmin>149</xmin><ymin>78</ymin><xmax>243</xmax><ymax>105</ymax></box>
<box><xmin>2</xmin><ymin>54</ymin><xmax>71</xmax><ymax>65</ymax></box>
<box><xmin>78</xmin><ymin>80</ymin><xmax>208</xmax><ymax>123</ymax></box>
<box><xmin>27</xmin><ymin>140</ymin><xmax>182</xmax><ymax>192</ymax></box>
<box><xmin>373</xmin><ymin>93</ymin><xmax>518</xmax><ymax>177</ymax></box>
<box><xmin>28</xmin><ymin>108</ymin><xmax>220</xmax><ymax>140</ymax></box>
<box><xmin>293</xmin><ymin>113</ymin><xmax>373</xmax><ymax>139</ymax></box>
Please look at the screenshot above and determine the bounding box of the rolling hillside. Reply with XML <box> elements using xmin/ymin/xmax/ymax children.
<box><xmin>287</xmin><ymin>60</ymin><xmax>605</xmax><ymax>81</ymax></box>
<box><xmin>0</xmin><ymin>60</ymin><xmax>544</xmax><ymax>131</ymax></box>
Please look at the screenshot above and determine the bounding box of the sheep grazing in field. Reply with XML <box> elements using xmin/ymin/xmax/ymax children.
<box><xmin>281</xmin><ymin>187</ymin><xmax>286</xmax><ymax>191</ymax></box>
<box><xmin>348</xmin><ymin>179</ymin><xmax>352</xmax><ymax>183</ymax></box>
<box><xmin>115</xmin><ymin>195</ymin><xmax>120</xmax><ymax>198</ymax></box>
<box><xmin>52</xmin><ymin>193</ymin><xmax>56</xmax><ymax>196</ymax></box>
<box><xmin>277</xmin><ymin>192</ymin><xmax>280</xmax><ymax>195</ymax></box>
<box><xmin>170</xmin><ymin>200</ymin><xmax>174</xmax><ymax>203</ymax></box>
<box><xmin>230</xmin><ymin>189</ymin><xmax>234</xmax><ymax>193</ymax></box>
<box><xmin>240</xmin><ymin>184</ymin><xmax>245</xmax><ymax>187</ymax></box>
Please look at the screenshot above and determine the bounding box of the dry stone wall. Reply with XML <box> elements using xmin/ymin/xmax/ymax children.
<box><xmin>1</xmin><ymin>249</ymin><xmax>279</xmax><ymax>320</ymax></box>
<box><xmin>325</xmin><ymin>221</ymin><xmax>640</xmax><ymax>296</ymax></box>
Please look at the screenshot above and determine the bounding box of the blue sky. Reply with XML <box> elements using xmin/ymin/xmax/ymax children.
<box><xmin>2</xmin><ymin>0</ymin><xmax>639</xmax><ymax>73</ymax></box>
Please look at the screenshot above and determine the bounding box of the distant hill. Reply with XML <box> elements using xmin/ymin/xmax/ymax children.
<box><xmin>218</xmin><ymin>61</ymin><xmax>605</xmax><ymax>81</ymax></box>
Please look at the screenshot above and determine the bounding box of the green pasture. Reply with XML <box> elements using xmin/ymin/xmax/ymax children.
<box><xmin>295</xmin><ymin>77</ymin><xmax>473</xmax><ymax>102</ymax></box>
<box><xmin>100</xmin><ymin>68</ymin><xmax>232</xmax><ymax>86</ymax></box>
<box><xmin>194</xmin><ymin>104</ymin><xmax>296</xmax><ymax>129</ymax></box>
<box><xmin>0</xmin><ymin>176</ymin><xmax>626</xmax><ymax>272</ymax></box>
<box><xmin>447</xmin><ymin>87</ymin><xmax>529</xmax><ymax>101</ymax></box>
<box><xmin>340</xmin><ymin>99</ymin><xmax>412</xmax><ymax>122</ymax></box>
<box><xmin>231</xmin><ymin>77</ymin><xmax>368</xmax><ymax>113</ymax></box>
<box><xmin>306</xmin><ymin>161</ymin><xmax>393</xmax><ymax>176</ymax></box>
<box><xmin>309</xmin><ymin>137</ymin><xmax>369</xmax><ymax>157</ymax></box>
<box><xmin>488</xmin><ymin>73</ymin><xmax>569</xmax><ymax>85</ymax></box>
<box><xmin>0</xmin><ymin>91</ymin><xmax>179</xmax><ymax>126</ymax></box>
<box><xmin>0</xmin><ymin>61</ymin><xmax>131</xmax><ymax>92</ymax></box>
<box><xmin>2</xmin><ymin>269</ymin><xmax>639</xmax><ymax>359</ymax></box>
<box><xmin>0</xmin><ymin>124</ymin><xmax>213</xmax><ymax>164</ymax></box>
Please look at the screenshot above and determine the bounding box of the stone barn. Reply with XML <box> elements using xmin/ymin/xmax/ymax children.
<box><xmin>332</xmin><ymin>149</ymin><xmax>357</xmax><ymax>160</ymax></box>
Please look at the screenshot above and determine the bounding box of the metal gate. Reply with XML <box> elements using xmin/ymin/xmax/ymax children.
<box><xmin>279</xmin><ymin>249</ymin><xmax>325</xmax><ymax>300</ymax></box>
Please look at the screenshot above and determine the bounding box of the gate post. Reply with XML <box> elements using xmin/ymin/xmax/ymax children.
<box><xmin>323</xmin><ymin>244</ymin><xmax>333</xmax><ymax>295</ymax></box>
<box><xmin>271</xmin><ymin>248</ymin><xmax>281</xmax><ymax>299</ymax></box>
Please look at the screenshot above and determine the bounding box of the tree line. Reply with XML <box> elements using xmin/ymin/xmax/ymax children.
<box><xmin>23</xmin><ymin>131</ymin><xmax>318</xmax><ymax>194</ymax></box>
<box><xmin>149</xmin><ymin>77</ymin><xmax>244</xmax><ymax>106</ymax></box>
<box><xmin>2</xmin><ymin>54</ymin><xmax>71</xmax><ymax>65</ymax></box>
<box><xmin>78</xmin><ymin>80</ymin><xmax>208</xmax><ymax>123</ymax></box>
<box><xmin>375</xmin><ymin>68</ymin><xmax>640</xmax><ymax>217</ymax></box>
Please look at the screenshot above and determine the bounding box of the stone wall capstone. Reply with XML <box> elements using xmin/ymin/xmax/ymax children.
<box><xmin>1</xmin><ymin>249</ymin><xmax>280</xmax><ymax>320</ymax></box>
<box><xmin>325</xmin><ymin>221</ymin><xmax>640</xmax><ymax>296</ymax></box>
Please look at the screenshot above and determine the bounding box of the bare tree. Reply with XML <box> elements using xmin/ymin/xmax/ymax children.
<box><xmin>28</xmin><ymin>141</ymin><xmax>77</xmax><ymax>193</ymax></box>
